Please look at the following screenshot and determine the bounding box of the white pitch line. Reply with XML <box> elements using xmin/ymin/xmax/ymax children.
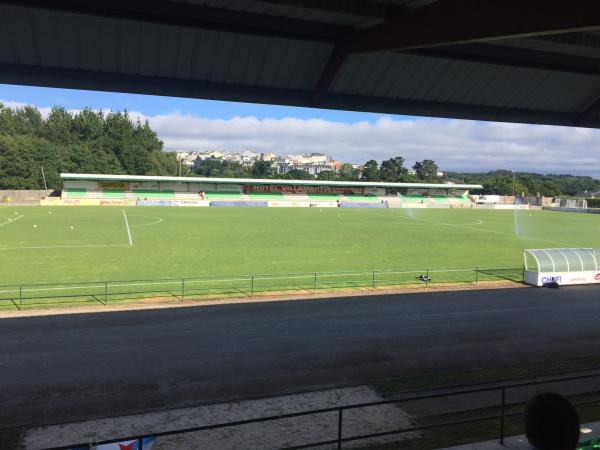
<box><xmin>122</xmin><ymin>209</ymin><xmax>133</xmax><ymax>246</ymax></box>
<box><xmin>129</xmin><ymin>215</ymin><xmax>164</xmax><ymax>228</ymax></box>
<box><xmin>0</xmin><ymin>215</ymin><xmax>24</xmax><ymax>228</ymax></box>
<box><xmin>0</xmin><ymin>243</ymin><xmax>130</xmax><ymax>251</ymax></box>
<box><xmin>371</xmin><ymin>210</ymin><xmax>565</xmax><ymax>246</ymax></box>
<box><xmin>406</xmin><ymin>215</ymin><xmax>565</xmax><ymax>246</ymax></box>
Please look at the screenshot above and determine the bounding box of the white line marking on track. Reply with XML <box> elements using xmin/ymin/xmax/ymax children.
<box><xmin>122</xmin><ymin>209</ymin><xmax>133</xmax><ymax>246</ymax></box>
<box><xmin>0</xmin><ymin>215</ymin><xmax>24</xmax><ymax>228</ymax></box>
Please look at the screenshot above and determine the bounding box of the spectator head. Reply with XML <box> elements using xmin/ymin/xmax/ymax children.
<box><xmin>525</xmin><ymin>392</ymin><xmax>580</xmax><ymax>450</ymax></box>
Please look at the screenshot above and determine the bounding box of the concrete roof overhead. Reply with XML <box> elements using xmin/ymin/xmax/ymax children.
<box><xmin>2</xmin><ymin>1</ymin><xmax>600</xmax><ymax>127</ymax></box>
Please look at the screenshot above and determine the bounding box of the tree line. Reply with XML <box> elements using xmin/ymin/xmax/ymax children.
<box><xmin>0</xmin><ymin>103</ymin><xmax>177</xmax><ymax>190</ymax></box>
<box><xmin>195</xmin><ymin>158</ymin><xmax>600</xmax><ymax>197</ymax></box>
<box><xmin>193</xmin><ymin>156</ymin><xmax>440</xmax><ymax>183</ymax></box>
<box><xmin>445</xmin><ymin>170</ymin><xmax>600</xmax><ymax>197</ymax></box>
<box><xmin>1</xmin><ymin>103</ymin><xmax>598</xmax><ymax>197</ymax></box>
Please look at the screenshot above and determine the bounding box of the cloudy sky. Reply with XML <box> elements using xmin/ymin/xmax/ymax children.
<box><xmin>2</xmin><ymin>84</ymin><xmax>600</xmax><ymax>176</ymax></box>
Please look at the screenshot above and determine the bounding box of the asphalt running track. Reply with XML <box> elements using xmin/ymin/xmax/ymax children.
<box><xmin>2</xmin><ymin>285</ymin><xmax>600</xmax><ymax>427</ymax></box>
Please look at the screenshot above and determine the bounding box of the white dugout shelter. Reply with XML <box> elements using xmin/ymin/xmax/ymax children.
<box><xmin>524</xmin><ymin>248</ymin><xmax>600</xmax><ymax>286</ymax></box>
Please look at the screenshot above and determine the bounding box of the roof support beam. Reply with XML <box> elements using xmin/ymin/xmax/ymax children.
<box><xmin>575</xmin><ymin>97</ymin><xmax>600</xmax><ymax>126</ymax></box>
<box><xmin>344</xmin><ymin>0</ymin><xmax>600</xmax><ymax>53</ymax></box>
<box><xmin>313</xmin><ymin>40</ymin><xmax>600</xmax><ymax>107</ymax></box>
<box><xmin>409</xmin><ymin>43</ymin><xmax>600</xmax><ymax>77</ymax></box>
<box><xmin>0</xmin><ymin>63</ymin><xmax>588</xmax><ymax>129</ymax></box>
<box><xmin>0</xmin><ymin>0</ymin><xmax>345</xmax><ymax>42</ymax></box>
<box><xmin>311</xmin><ymin>45</ymin><xmax>349</xmax><ymax>105</ymax></box>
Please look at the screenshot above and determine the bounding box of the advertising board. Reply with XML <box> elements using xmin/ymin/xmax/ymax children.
<box><xmin>524</xmin><ymin>270</ymin><xmax>600</xmax><ymax>286</ymax></box>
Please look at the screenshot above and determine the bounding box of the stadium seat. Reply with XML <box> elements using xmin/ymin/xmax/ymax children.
<box><xmin>399</xmin><ymin>194</ymin><xmax>429</xmax><ymax>203</ymax></box>
<box><xmin>306</xmin><ymin>193</ymin><xmax>340</xmax><ymax>201</ymax></box>
<box><xmin>282</xmin><ymin>193</ymin><xmax>310</xmax><ymax>201</ymax></box>
<box><xmin>247</xmin><ymin>192</ymin><xmax>285</xmax><ymax>201</ymax></box>
<box><xmin>342</xmin><ymin>195</ymin><xmax>380</xmax><ymax>202</ymax></box>
<box><xmin>431</xmin><ymin>195</ymin><xmax>450</xmax><ymax>203</ymax></box>
<box><xmin>175</xmin><ymin>191</ymin><xmax>201</xmax><ymax>199</ymax></box>
<box><xmin>63</xmin><ymin>188</ymin><xmax>88</xmax><ymax>198</ymax></box>
<box><xmin>102</xmin><ymin>189</ymin><xmax>126</xmax><ymax>198</ymax></box>
<box><xmin>132</xmin><ymin>189</ymin><xmax>175</xmax><ymax>199</ymax></box>
<box><xmin>205</xmin><ymin>191</ymin><xmax>242</xmax><ymax>200</ymax></box>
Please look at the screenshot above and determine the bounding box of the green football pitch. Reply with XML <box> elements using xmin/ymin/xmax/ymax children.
<box><xmin>1</xmin><ymin>206</ymin><xmax>599</xmax><ymax>286</ymax></box>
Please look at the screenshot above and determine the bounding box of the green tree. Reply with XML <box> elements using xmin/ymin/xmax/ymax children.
<box><xmin>284</xmin><ymin>169</ymin><xmax>312</xmax><ymax>180</ymax></box>
<box><xmin>413</xmin><ymin>159</ymin><xmax>439</xmax><ymax>181</ymax></box>
<box><xmin>338</xmin><ymin>163</ymin><xmax>359</xmax><ymax>181</ymax></box>
<box><xmin>379</xmin><ymin>156</ymin><xmax>408</xmax><ymax>182</ymax></box>
<box><xmin>251</xmin><ymin>159</ymin><xmax>275</xmax><ymax>178</ymax></box>
<box><xmin>193</xmin><ymin>157</ymin><xmax>249</xmax><ymax>178</ymax></box>
<box><xmin>0</xmin><ymin>103</ymin><xmax>178</xmax><ymax>189</ymax></box>
<box><xmin>316</xmin><ymin>170</ymin><xmax>338</xmax><ymax>181</ymax></box>
<box><xmin>361</xmin><ymin>160</ymin><xmax>379</xmax><ymax>181</ymax></box>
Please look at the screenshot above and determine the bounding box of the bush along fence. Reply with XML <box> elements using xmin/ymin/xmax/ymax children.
<box><xmin>0</xmin><ymin>266</ymin><xmax>524</xmax><ymax>311</ymax></box>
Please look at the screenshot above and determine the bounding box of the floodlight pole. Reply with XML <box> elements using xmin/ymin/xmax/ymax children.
<box><xmin>41</xmin><ymin>166</ymin><xmax>48</xmax><ymax>190</ymax></box>
<box><xmin>512</xmin><ymin>171</ymin><xmax>515</xmax><ymax>197</ymax></box>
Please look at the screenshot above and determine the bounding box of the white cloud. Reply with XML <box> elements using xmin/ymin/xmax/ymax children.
<box><xmin>142</xmin><ymin>112</ymin><xmax>600</xmax><ymax>176</ymax></box>
<box><xmin>4</xmin><ymin>99</ymin><xmax>600</xmax><ymax>176</ymax></box>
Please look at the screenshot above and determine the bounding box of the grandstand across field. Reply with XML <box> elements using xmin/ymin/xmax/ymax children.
<box><xmin>57</xmin><ymin>173</ymin><xmax>482</xmax><ymax>208</ymax></box>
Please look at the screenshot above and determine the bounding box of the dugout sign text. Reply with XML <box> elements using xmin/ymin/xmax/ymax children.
<box><xmin>524</xmin><ymin>270</ymin><xmax>600</xmax><ymax>286</ymax></box>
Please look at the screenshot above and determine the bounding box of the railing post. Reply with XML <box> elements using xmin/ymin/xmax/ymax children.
<box><xmin>19</xmin><ymin>285</ymin><xmax>22</xmax><ymax>310</ymax></box>
<box><xmin>372</xmin><ymin>270</ymin><xmax>375</xmax><ymax>289</ymax></box>
<box><xmin>499</xmin><ymin>387</ymin><xmax>506</xmax><ymax>445</ymax></box>
<box><xmin>138</xmin><ymin>437</ymin><xmax>143</xmax><ymax>450</ymax></box>
<box><xmin>522</xmin><ymin>265</ymin><xmax>526</xmax><ymax>282</ymax></box>
<box><xmin>337</xmin><ymin>408</ymin><xmax>343</xmax><ymax>449</ymax></box>
<box><xmin>475</xmin><ymin>267</ymin><xmax>479</xmax><ymax>285</ymax></box>
<box><xmin>313</xmin><ymin>272</ymin><xmax>317</xmax><ymax>294</ymax></box>
<box><xmin>181</xmin><ymin>278</ymin><xmax>185</xmax><ymax>301</ymax></box>
<box><xmin>425</xmin><ymin>269</ymin><xmax>429</xmax><ymax>288</ymax></box>
<box><xmin>251</xmin><ymin>275</ymin><xmax>254</xmax><ymax>297</ymax></box>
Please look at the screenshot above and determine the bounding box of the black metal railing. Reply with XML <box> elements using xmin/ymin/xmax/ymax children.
<box><xmin>0</xmin><ymin>266</ymin><xmax>524</xmax><ymax>311</ymax></box>
<box><xmin>40</xmin><ymin>370</ymin><xmax>600</xmax><ymax>450</ymax></box>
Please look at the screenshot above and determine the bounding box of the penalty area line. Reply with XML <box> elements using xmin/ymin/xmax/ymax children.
<box><xmin>122</xmin><ymin>209</ymin><xmax>133</xmax><ymax>246</ymax></box>
<box><xmin>0</xmin><ymin>215</ymin><xmax>24</xmax><ymax>228</ymax></box>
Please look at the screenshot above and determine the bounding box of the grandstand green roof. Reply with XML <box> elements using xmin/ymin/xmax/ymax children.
<box><xmin>60</xmin><ymin>173</ymin><xmax>482</xmax><ymax>190</ymax></box>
